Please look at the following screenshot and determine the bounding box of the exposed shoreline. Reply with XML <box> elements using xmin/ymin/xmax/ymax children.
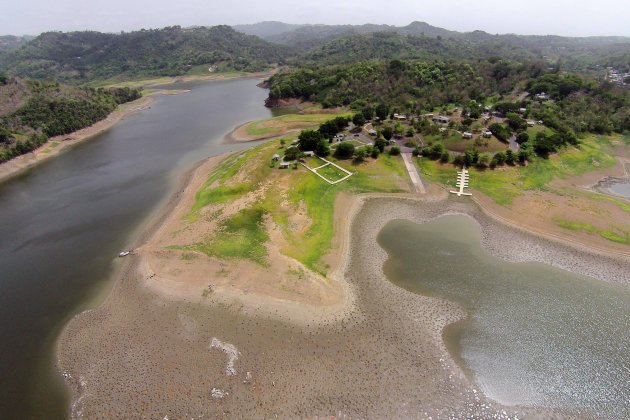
<box><xmin>0</xmin><ymin>95</ymin><xmax>154</xmax><ymax>183</ymax></box>
<box><xmin>57</xmin><ymin>146</ymin><xmax>628</xmax><ymax>417</ymax></box>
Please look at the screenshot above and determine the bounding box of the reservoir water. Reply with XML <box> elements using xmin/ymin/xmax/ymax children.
<box><xmin>609</xmin><ymin>180</ymin><xmax>630</xmax><ymax>198</ymax></box>
<box><xmin>0</xmin><ymin>78</ymin><xmax>273</xmax><ymax>418</ymax></box>
<box><xmin>378</xmin><ymin>215</ymin><xmax>629</xmax><ymax>418</ymax></box>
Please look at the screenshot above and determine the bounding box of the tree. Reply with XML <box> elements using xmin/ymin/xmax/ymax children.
<box><xmin>284</xmin><ymin>146</ymin><xmax>300</xmax><ymax>161</ymax></box>
<box><xmin>315</xmin><ymin>140</ymin><xmax>330</xmax><ymax>157</ymax></box>
<box><xmin>0</xmin><ymin>73</ymin><xmax>7</xmax><ymax>85</ymax></box>
<box><xmin>463</xmin><ymin>148</ymin><xmax>479</xmax><ymax>166</ymax></box>
<box><xmin>389</xmin><ymin>146</ymin><xmax>401</xmax><ymax>156</ymax></box>
<box><xmin>488</xmin><ymin>123</ymin><xmax>512</xmax><ymax>142</ymax></box>
<box><xmin>406</xmin><ymin>127</ymin><xmax>415</xmax><ymax>137</ymax></box>
<box><xmin>0</xmin><ymin>125</ymin><xmax>13</xmax><ymax>144</ymax></box>
<box><xmin>440</xmin><ymin>150</ymin><xmax>450</xmax><ymax>163</ymax></box>
<box><xmin>476</xmin><ymin>153</ymin><xmax>490</xmax><ymax>168</ymax></box>
<box><xmin>298</xmin><ymin>130</ymin><xmax>325</xmax><ymax>151</ymax></box>
<box><xmin>354</xmin><ymin>148</ymin><xmax>367</xmax><ymax>162</ymax></box>
<box><xmin>516</xmin><ymin>132</ymin><xmax>529</xmax><ymax>144</ymax></box>
<box><xmin>362</xmin><ymin>106</ymin><xmax>374</xmax><ymax>120</ymax></box>
<box><xmin>375</xmin><ymin>103</ymin><xmax>389</xmax><ymax>121</ymax></box>
<box><xmin>319</xmin><ymin>116</ymin><xmax>349</xmax><ymax>139</ymax></box>
<box><xmin>381</xmin><ymin>126</ymin><xmax>393</xmax><ymax>141</ymax></box>
<box><xmin>352</xmin><ymin>113</ymin><xmax>366</xmax><ymax>127</ymax></box>
<box><xmin>493</xmin><ymin>151</ymin><xmax>506</xmax><ymax>165</ymax></box>
<box><xmin>506</xmin><ymin>112</ymin><xmax>527</xmax><ymax>132</ymax></box>
<box><xmin>517</xmin><ymin>149</ymin><xmax>530</xmax><ymax>163</ymax></box>
<box><xmin>334</xmin><ymin>142</ymin><xmax>355</xmax><ymax>159</ymax></box>
<box><xmin>374</xmin><ymin>137</ymin><xmax>387</xmax><ymax>153</ymax></box>
<box><xmin>426</xmin><ymin>143</ymin><xmax>444</xmax><ymax>160</ymax></box>
<box><xmin>505</xmin><ymin>149</ymin><xmax>516</xmax><ymax>165</ymax></box>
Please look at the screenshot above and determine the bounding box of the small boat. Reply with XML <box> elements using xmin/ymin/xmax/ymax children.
<box><xmin>118</xmin><ymin>251</ymin><xmax>131</xmax><ymax>257</ymax></box>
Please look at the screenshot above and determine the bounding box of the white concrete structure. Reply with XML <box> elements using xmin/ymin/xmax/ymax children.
<box><xmin>449</xmin><ymin>166</ymin><xmax>472</xmax><ymax>197</ymax></box>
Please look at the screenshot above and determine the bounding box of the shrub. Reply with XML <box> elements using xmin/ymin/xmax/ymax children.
<box><xmin>389</xmin><ymin>146</ymin><xmax>401</xmax><ymax>156</ymax></box>
<box><xmin>334</xmin><ymin>142</ymin><xmax>355</xmax><ymax>159</ymax></box>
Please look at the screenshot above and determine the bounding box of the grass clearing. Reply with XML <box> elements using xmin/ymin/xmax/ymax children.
<box><xmin>244</xmin><ymin>113</ymin><xmax>352</xmax><ymax>137</ymax></box>
<box><xmin>418</xmin><ymin>135</ymin><xmax>621</xmax><ymax>206</ymax></box>
<box><xmin>190</xmin><ymin>207</ymin><xmax>269</xmax><ymax>266</ymax></box>
<box><xmin>316</xmin><ymin>163</ymin><xmax>349</xmax><ymax>182</ymax></box>
<box><xmin>554</xmin><ymin>217</ymin><xmax>630</xmax><ymax>245</ymax></box>
<box><xmin>183</xmin><ymin>136</ymin><xmax>408</xmax><ymax>272</ymax></box>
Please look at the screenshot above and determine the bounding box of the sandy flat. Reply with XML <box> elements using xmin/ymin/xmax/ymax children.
<box><xmin>57</xmin><ymin>147</ymin><xmax>629</xmax><ymax>418</ymax></box>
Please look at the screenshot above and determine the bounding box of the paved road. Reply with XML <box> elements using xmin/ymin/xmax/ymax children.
<box><xmin>402</xmin><ymin>152</ymin><xmax>426</xmax><ymax>194</ymax></box>
<box><xmin>508</xmin><ymin>135</ymin><xmax>520</xmax><ymax>152</ymax></box>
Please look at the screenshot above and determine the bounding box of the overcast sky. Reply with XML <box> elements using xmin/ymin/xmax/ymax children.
<box><xmin>2</xmin><ymin>0</ymin><xmax>629</xmax><ymax>37</ymax></box>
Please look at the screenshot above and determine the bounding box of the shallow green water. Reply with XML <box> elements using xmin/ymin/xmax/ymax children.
<box><xmin>378</xmin><ymin>215</ymin><xmax>629</xmax><ymax>418</ymax></box>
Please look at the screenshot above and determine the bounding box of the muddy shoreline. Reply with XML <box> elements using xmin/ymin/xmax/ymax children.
<box><xmin>56</xmin><ymin>144</ymin><xmax>628</xmax><ymax>417</ymax></box>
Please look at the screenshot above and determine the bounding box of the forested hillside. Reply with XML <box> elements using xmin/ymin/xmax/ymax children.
<box><xmin>0</xmin><ymin>26</ymin><xmax>290</xmax><ymax>83</ymax></box>
<box><xmin>302</xmin><ymin>32</ymin><xmax>540</xmax><ymax>65</ymax></box>
<box><xmin>267</xmin><ymin>59</ymin><xmax>630</xmax><ymax>136</ymax></box>
<box><xmin>0</xmin><ymin>77</ymin><xmax>140</xmax><ymax>162</ymax></box>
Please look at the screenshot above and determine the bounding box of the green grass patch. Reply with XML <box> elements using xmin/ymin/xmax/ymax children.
<box><xmin>245</xmin><ymin>113</ymin><xmax>352</xmax><ymax>137</ymax></box>
<box><xmin>418</xmin><ymin>135</ymin><xmax>620</xmax><ymax>205</ymax></box>
<box><xmin>191</xmin><ymin>207</ymin><xmax>269</xmax><ymax>265</ymax></box>
<box><xmin>184</xmin><ymin>139</ymin><xmax>414</xmax><ymax>274</ymax></box>
<box><xmin>554</xmin><ymin>217</ymin><xmax>630</xmax><ymax>245</ymax></box>
<box><xmin>316</xmin><ymin>163</ymin><xmax>349</xmax><ymax>182</ymax></box>
<box><xmin>188</xmin><ymin>146</ymin><xmax>273</xmax><ymax>221</ymax></box>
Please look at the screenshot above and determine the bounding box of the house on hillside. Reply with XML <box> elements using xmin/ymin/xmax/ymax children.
<box><xmin>279</xmin><ymin>161</ymin><xmax>290</xmax><ymax>169</ymax></box>
<box><xmin>393</xmin><ymin>113</ymin><xmax>407</xmax><ymax>120</ymax></box>
<box><xmin>535</xmin><ymin>92</ymin><xmax>550</xmax><ymax>101</ymax></box>
<box><xmin>462</xmin><ymin>132</ymin><xmax>473</xmax><ymax>139</ymax></box>
<box><xmin>432</xmin><ymin>115</ymin><xmax>450</xmax><ymax>124</ymax></box>
<box><xmin>482</xmin><ymin>130</ymin><xmax>492</xmax><ymax>138</ymax></box>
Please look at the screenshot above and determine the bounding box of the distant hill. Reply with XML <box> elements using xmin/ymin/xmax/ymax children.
<box><xmin>301</xmin><ymin>32</ymin><xmax>539</xmax><ymax>65</ymax></box>
<box><xmin>232</xmin><ymin>21</ymin><xmax>630</xmax><ymax>71</ymax></box>
<box><xmin>0</xmin><ymin>35</ymin><xmax>34</xmax><ymax>53</ymax></box>
<box><xmin>232</xmin><ymin>21</ymin><xmax>458</xmax><ymax>49</ymax></box>
<box><xmin>232</xmin><ymin>21</ymin><xmax>304</xmax><ymax>38</ymax></box>
<box><xmin>0</xmin><ymin>26</ymin><xmax>290</xmax><ymax>83</ymax></box>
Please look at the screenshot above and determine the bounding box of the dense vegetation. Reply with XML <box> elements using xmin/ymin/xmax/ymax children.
<box><xmin>0</xmin><ymin>78</ymin><xmax>140</xmax><ymax>162</ymax></box>
<box><xmin>268</xmin><ymin>59</ymin><xmax>543</xmax><ymax>108</ymax></box>
<box><xmin>268</xmin><ymin>59</ymin><xmax>629</xmax><ymax>134</ymax></box>
<box><xmin>268</xmin><ymin>57</ymin><xmax>629</xmax><ymax>164</ymax></box>
<box><xmin>0</xmin><ymin>26</ymin><xmax>289</xmax><ymax>83</ymax></box>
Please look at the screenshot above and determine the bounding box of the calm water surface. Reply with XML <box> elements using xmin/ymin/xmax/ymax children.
<box><xmin>378</xmin><ymin>215</ymin><xmax>629</xmax><ymax>418</ymax></box>
<box><xmin>0</xmin><ymin>78</ymin><xmax>274</xmax><ymax>418</ymax></box>
<box><xmin>609</xmin><ymin>180</ymin><xmax>630</xmax><ymax>198</ymax></box>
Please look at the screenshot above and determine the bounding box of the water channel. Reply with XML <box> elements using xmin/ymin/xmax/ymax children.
<box><xmin>0</xmin><ymin>78</ymin><xmax>274</xmax><ymax>418</ymax></box>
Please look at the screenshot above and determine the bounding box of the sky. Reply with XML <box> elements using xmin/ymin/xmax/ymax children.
<box><xmin>2</xmin><ymin>0</ymin><xmax>629</xmax><ymax>37</ymax></box>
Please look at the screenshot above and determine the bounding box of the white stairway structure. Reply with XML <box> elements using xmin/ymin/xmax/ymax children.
<box><xmin>450</xmin><ymin>166</ymin><xmax>472</xmax><ymax>196</ymax></box>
